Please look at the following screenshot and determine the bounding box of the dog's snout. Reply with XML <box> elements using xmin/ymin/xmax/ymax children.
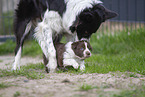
<box><xmin>86</xmin><ymin>51</ymin><xmax>91</xmax><ymax>56</ymax></box>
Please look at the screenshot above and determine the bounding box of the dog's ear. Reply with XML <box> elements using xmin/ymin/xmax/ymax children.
<box><xmin>69</xmin><ymin>25</ymin><xmax>76</xmax><ymax>33</ymax></box>
<box><xmin>69</xmin><ymin>18</ymin><xmax>79</xmax><ymax>33</ymax></box>
<box><xmin>104</xmin><ymin>7</ymin><xmax>118</xmax><ymax>20</ymax></box>
<box><xmin>96</xmin><ymin>4</ymin><xmax>118</xmax><ymax>21</ymax></box>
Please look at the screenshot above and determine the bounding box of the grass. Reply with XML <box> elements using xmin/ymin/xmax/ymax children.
<box><xmin>0</xmin><ymin>11</ymin><xmax>14</xmax><ymax>35</ymax></box>
<box><xmin>79</xmin><ymin>84</ymin><xmax>98</xmax><ymax>91</ymax></box>
<box><xmin>0</xmin><ymin>83</ymin><xmax>12</xmax><ymax>89</ymax></box>
<box><xmin>79</xmin><ymin>83</ymin><xmax>145</xmax><ymax>97</ymax></box>
<box><xmin>13</xmin><ymin>91</ymin><xmax>21</xmax><ymax>97</ymax></box>
<box><xmin>85</xmin><ymin>28</ymin><xmax>145</xmax><ymax>75</ymax></box>
<box><xmin>113</xmin><ymin>85</ymin><xmax>145</xmax><ymax>97</ymax></box>
<box><xmin>0</xmin><ymin>40</ymin><xmax>16</xmax><ymax>55</ymax></box>
<box><xmin>0</xmin><ymin>60</ymin><xmax>3</xmax><ymax>62</ymax></box>
<box><xmin>0</xmin><ymin>28</ymin><xmax>145</xmax><ymax>75</ymax></box>
<box><xmin>0</xmin><ymin>39</ymin><xmax>42</xmax><ymax>57</ymax></box>
<box><xmin>80</xmin><ymin>84</ymin><xmax>93</xmax><ymax>91</ymax></box>
<box><xmin>90</xmin><ymin>28</ymin><xmax>145</xmax><ymax>55</ymax></box>
<box><xmin>0</xmin><ymin>63</ymin><xmax>45</xmax><ymax>79</ymax></box>
<box><xmin>22</xmin><ymin>40</ymin><xmax>42</xmax><ymax>57</ymax></box>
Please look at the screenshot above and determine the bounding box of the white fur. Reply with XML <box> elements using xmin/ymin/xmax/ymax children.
<box><xmin>12</xmin><ymin>47</ymin><xmax>22</xmax><ymax>70</ymax></box>
<box><xmin>83</xmin><ymin>41</ymin><xmax>91</xmax><ymax>58</ymax></box>
<box><xmin>34</xmin><ymin>10</ymin><xmax>63</xmax><ymax>73</ymax></box>
<box><xmin>63</xmin><ymin>42</ymin><xmax>80</xmax><ymax>69</ymax></box>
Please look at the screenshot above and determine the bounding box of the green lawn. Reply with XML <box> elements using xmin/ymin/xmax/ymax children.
<box><xmin>0</xmin><ymin>63</ymin><xmax>45</xmax><ymax>79</ymax></box>
<box><xmin>0</xmin><ymin>40</ymin><xmax>42</xmax><ymax>57</ymax></box>
<box><xmin>0</xmin><ymin>28</ymin><xmax>145</xmax><ymax>75</ymax></box>
<box><xmin>85</xmin><ymin>28</ymin><xmax>145</xmax><ymax>75</ymax></box>
<box><xmin>0</xmin><ymin>11</ymin><xmax>14</xmax><ymax>35</ymax></box>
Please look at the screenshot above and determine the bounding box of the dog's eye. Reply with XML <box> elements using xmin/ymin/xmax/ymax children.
<box><xmin>80</xmin><ymin>48</ymin><xmax>84</xmax><ymax>50</ymax></box>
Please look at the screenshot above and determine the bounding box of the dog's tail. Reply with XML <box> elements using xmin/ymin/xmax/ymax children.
<box><xmin>43</xmin><ymin>0</ymin><xmax>50</xmax><ymax>20</ymax></box>
<box><xmin>45</xmin><ymin>1</ymin><xmax>50</xmax><ymax>11</ymax></box>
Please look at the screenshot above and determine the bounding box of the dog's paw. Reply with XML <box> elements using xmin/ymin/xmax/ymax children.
<box><xmin>45</xmin><ymin>63</ymin><xmax>57</xmax><ymax>73</ymax></box>
<box><xmin>11</xmin><ymin>63</ymin><xmax>20</xmax><ymax>71</ymax></box>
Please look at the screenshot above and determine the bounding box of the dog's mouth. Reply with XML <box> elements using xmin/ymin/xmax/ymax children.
<box><xmin>84</xmin><ymin>54</ymin><xmax>91</xmax><ymax>59</ymax></box>
<box><xmin>86</xmin><ymin>55</ymin><xmax>91</xmax><ymax>58</ymax></box>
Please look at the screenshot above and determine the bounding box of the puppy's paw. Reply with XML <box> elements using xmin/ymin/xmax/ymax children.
<box><xmin>73</xmin><ymin>64</ymin><xmax>79</xmax><ymax>69</ymax></box>
<box><xmin>80</xmin><ymin>65</ymin><xmax>85</xmax><ymax>71</ymax></box>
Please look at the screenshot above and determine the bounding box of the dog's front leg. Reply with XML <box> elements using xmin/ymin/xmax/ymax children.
<box><xmin>43</xmin><ymin>27</ymin><xmax>57</xmax><ymax>73</ymax></box>
<box><xmin>42</xmin><ymin>26</ymin><xmax>57</xmax><ymax>73</ymax></box>
<box><xmin>34</xmin><ymin>26</ymin><xmax>57</xmax><ymax>73</ymax></box>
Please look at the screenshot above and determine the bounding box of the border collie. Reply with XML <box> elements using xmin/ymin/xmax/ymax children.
<box><xmin>12</xmin><ymin>0</ymin><xmax>117</xmax><ymax>73</ymax></box>
<box><xmin>43</xmin><ymin>40</ymin><xmax>92</xmax><ymax>72</ymax></box>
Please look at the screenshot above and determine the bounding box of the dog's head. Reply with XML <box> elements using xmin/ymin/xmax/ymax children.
<box><xmin>71</xmin><ymin>40</ymin><xmax>92</xmax><ymax>60</ymax></box>
<box><xmin>70</xmin><ymin>4</ymin><xmax>118</xmax><ymax>40</ymax></box>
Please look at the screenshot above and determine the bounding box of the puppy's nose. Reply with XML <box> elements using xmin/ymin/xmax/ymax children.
<box><xmin>86</xmin><ymin>51</ymin><xmax>91</xmax><ymax>56</ymax></box>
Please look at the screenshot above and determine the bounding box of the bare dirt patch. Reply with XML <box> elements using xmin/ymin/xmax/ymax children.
<box><xmin>0</xmin><ymin>55</ymin><xmax>145</xmax><ymax>97</ymax></box>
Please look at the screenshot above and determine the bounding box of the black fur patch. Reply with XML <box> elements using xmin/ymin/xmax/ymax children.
<box><xmin>15</xmin><ymin>0</ymin><xmax>41</xmax><ymax>20</ymax></box>
<box><xmin>40</xmin><ymin>0</ymin><xmax>66</xmax><ymax>16</ymax></box>
<box><xmin>70</xmin><ymin>5</ymin><xmax>102</xmax><ymax>40</ymax></box>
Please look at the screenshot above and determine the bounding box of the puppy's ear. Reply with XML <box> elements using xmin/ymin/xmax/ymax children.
<box><xmin>89</xmin><ymin>45</ymin><xmax>93</xmax><ymax>51</ymax></box>
<box><xmin>86</xmin><ymin>41</ymin><xmax>93</xmax><ymax>51</ymax></box>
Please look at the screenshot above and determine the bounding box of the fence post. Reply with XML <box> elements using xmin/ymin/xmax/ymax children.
<box><xmin>0</xmin><ymin>0</ymin><xmax>2</xmax><ymax>32</ymax></box>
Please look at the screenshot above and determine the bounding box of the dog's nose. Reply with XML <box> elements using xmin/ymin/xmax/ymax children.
<box><xmin>86</xmin><ymin>51</ymin><xmax>91</xmax><ymax>56</ymax></box>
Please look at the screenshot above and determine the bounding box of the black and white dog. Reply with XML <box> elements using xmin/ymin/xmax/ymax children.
<box><xmin>12</xmin><ymin>0</ymin><xmax>117</xmax><ymax>73</ymax></box>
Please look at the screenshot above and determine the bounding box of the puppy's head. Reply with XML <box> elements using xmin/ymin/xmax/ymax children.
<box><xmin>70</xmin><ymin>4</ymin><xmax>118</xmax><ymax>40</ymax></box>
<box><xmin>71</xmin><ymin>40</ymin><xmax>92</xmax><ymax>60</ymax></box>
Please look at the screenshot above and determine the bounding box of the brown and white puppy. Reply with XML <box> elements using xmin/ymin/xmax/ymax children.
<box><xmin>55</xmin><ymin>40</ymin><xmax>92</xmax><ymax>71</ymax></box>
